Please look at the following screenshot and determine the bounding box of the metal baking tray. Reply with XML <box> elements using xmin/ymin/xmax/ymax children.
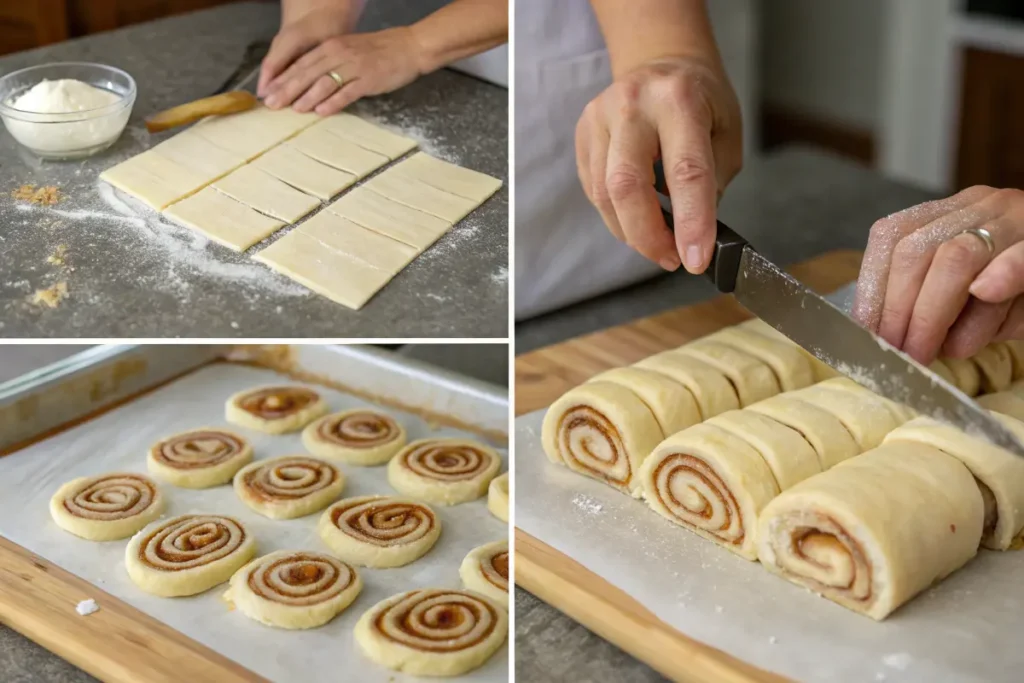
<box><xmin>0</xmin><ymin>344</ymin><xmax>509</xmax><ymax>683</ymax></box>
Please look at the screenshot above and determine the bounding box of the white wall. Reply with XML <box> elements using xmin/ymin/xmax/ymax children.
<box><xmin>761</xmin><ymin>0</ymin><xmax>886</xmax><ymax>132</ymax></box>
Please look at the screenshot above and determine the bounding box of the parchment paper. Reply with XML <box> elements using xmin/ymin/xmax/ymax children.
<box><xmin>516</xmin><ymin>409</ymin><xmax>1024</xmax><ymax>683</ymax></box>
<box><xmin>0</xmin><ymin>363</ymin><xmax>508</xmax><ymax>683</ymax></box>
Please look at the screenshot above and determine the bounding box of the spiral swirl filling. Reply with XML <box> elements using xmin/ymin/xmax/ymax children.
<box><xmin>400</xmin><ymin>441</ymin><xmax>494</xmax><ymax>482</ymax></box>
<box><xmin>482</xmin><ymin>551</ymin><xmax>509</xmax><ymax>591</ymax></box>
<box><xmin>318</xmin><ymin>412</ymin><xmax>400</xmax><ymax>448</ymax></box>
<box><xmin>771</xmin><ymin>512</ymin><xmax>872</xmax><ymax>603</ymax></box>
<box><xmin>248</xmin><ymin>553</ymin><xmax>354</xmax><ymax>606</ymax></box>
<box><xmin>238</xmin><ymin>387</ymin><xmax>317</xmax><ymax>419</ymax></box>
<box><xmin>651</xmin><ymin>453</ymin><xmax>744</xmax><ymax>545</ymax></box>
<box><xmin>153</xmin><ymin>431</ymin><xmax>244</xmax><ymax>470</ymax></box>
<box><xmin>374</xmin><ymin>590</ymin><xmax>499</xmax><ymax>652</ymax></box>
<box><xmin>243</xmin><ymin>457</ymin><xmax>338</xmax><ymax>500</ymax></box>
<box><xmin>63</xmin><ymin>474</ymin><xmax>157</xmax><ymax>521</ymax></box>
<box><xmin>330</xmin><ymin>498</ymin><xmax>435</xmax><ymax>546</ymax></box>
<box><xmin>556</xmin><ymin>405</ymin><xmax>630</xmax><ymax>489</ymax></box>
<box><xmin>138</xmin><ymin>515</ymin><xmax>247</xmax><ymax>571</ymax></box>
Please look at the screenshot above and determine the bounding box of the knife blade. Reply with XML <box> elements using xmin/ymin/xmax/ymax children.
<box><xmin>652</xmin><ymin>163</ymin><xmax>1024</xmax><ymax>457</ymax></box>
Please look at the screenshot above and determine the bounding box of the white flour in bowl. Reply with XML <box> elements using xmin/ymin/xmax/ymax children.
<box><xmin>5</xmin><ymin>79</ymin><xmax>126</xmax><ymax>153</ymax></box>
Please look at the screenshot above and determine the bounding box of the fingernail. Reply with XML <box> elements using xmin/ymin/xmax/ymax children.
<box><xmin>969</xmin><ymin>273</ymin><xmax>993</xmax><ymax>298</ymax></box>
<box><xmin>660</xmin><ymin>254</ymin><xmax>681</xmax><ymax>271</ymax></box>
<box><xmin>265</xmin><ymin>94</ymin><xmax>279</xmax><ymax>108</ymax></box>
<box><xmin>685</xmin><ymin>245</ymin><xmax>703</xmax><ymax>271</ymax></box>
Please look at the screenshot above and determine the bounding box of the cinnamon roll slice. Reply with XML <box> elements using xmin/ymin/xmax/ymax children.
<box><xmin>488</xmin><ymin>472</ymin><xmax>509</xmax><ymax>522</ymax></box>
<box><xmin>586</xmin><ymin>367</ymin><xmax>701</xmax><ymax>436</ymax></box>
<box><xmin>1006</xmin><ymin>341</ymin><xmax>1024</xmax><ymax>380</ymax></box>
<box><xmin>674</xmin><ymin>341</ymin><xmax>781</xmax><ymax>407</ymax></box>
<box><xmin>541</xmin><ymin>381</ymin><xmax>664</xmax><ymax>497</ymax></box>
<box><xmin>354</xmin><ymin>588</ymin><xmax>508</xmax><ymax>677</ymax></box>
<box><xmin>977</xmin><ymin>392</ymin><xmax>1024</xmax><ymax>422</ymax></box>
<box><xmin>707</xmin><ymin>325</ymin><xmax>815</xmax><ymax>392</ymax></box>
<box><xmin>50</xmin><ymin>472</ymin><xmax>164</xmax><ymax>541</ymax></box>
<box><xmin>785</xmin><ymin>379</ymin><xmax>904</xmax><ymax>451</ymax></box>
<box><xmin>125</xmin><ymin>514</ymin><xmax>257</xmax><ymax>597</ymax></box>
<box><xmin>319</xmin><ymin>495</ymin><xmax>441</xmax><ymax>567</ymax></box>
<box><xmin>634</xmin><ymin>352</ymin><xmax>739</xmax><ymax>420</ymax></box>
<box><xmin>639</xmin><ymin>423</ymin><xmax>781</xmax><ymax>559</ymax></box>
<box><xmin>234</xmin><ymin>455</ymin><xmax>345</xmax><ymax>519</ymax></box>
<box><xmin>302</xmin><ymin>409</ymin><xmax>406</xmax><ymax>466</ymax></box>
<box><xmin>460</xmin><ymin>540</ymin><xmax>509</xmax><ymax>609</ymax></box>
<box><xmin>224</xmin><ymin>550</ymin><xmax>362</xmax><ymax>629</ymax></box>
<box><xmin>973</xmin><ymin>343</ymin><xmax>1014</xmax><ymax>393</ymax></box>
<box><xmin>884</xmin><ymin>412</ymin><xmax>1024</xmax><ymax>550</ymax></box>
<box><xmin>388</xmin><ymin>438</ymin><xmax>502</xmax><ymax>505</ymax></box>
<box><xmin>757</xmin><ymin>442</ymin><xmax>982</xmax><ymax>620</ymax></box>
<box><xmin>940</xmin><ymin>357</ymin><xmax>982</xmax><ymax>397</ymax></box>
<box><xmin>225</xmin><ymin>385</ymin><xmax>328</xmax><ymax>434</ymax></box>
<box><xmin>747</xmin><ymin>395</ymin><xmax>859</xmax><ymax>470</ymax></box>
<box><xmin>147</xmin><ymin>428</ymin><xmax>252</xmax><ymax>488</ymax></box>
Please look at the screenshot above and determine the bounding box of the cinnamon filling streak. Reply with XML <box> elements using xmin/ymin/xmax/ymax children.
<box><xmin>238</xmin><ymin>387</ymin><xmax>318</xmax><ymax>419</ymax></box>
<box><xmin>652</xmin><ymin>453</ymin><xmax>743</xmax><ymax>545</ymax></box>
<box><xmin>373</xmin><ymin>590</ymin><xmax>498</xmax><ymax>652</ymax></box>
<box><xmin>247</xmin><ymin>552</ymin><xmax>354</xmax><ymax>606</ymax></box>
<box><xmin>557</xmin><ymin>405</ymin><xmax>630</xmax><ymax>488</ymax></box>
<box><xmin>318</xmin><ymin>411</ymin><xmax>399</xmax><ymax>447</ymax></box>
<box><xmin>63</xmin><ymin>474</ymin><xmax>157</xmax><ymax>521</ymax></box>
<box><xmin>242</xmin><ymin>457</ymin><xmax>338</xmax><ymax>500</ymax></box>
<box><xmin>330</xmin><ymin>498</ymin><xmax>435</xmax><ymax>546</ymax></box>
<box><xmin>137</xmin><ymin>515</ymin><xmax>247</xmax><ymax>570</ymax></box>
<box><xmin>152</xmin><ymin>430</ymin><xmax>244</xmax><ymax>469</ymax></box>
<box><xmin>400</xmin><ymin>441</ymin><xmax>494</xmax><ymax>482</ymax></box>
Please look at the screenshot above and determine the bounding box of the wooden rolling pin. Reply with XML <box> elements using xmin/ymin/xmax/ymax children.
<box><xmin>144</xmin><ymin>91</ymin><xmax>258</xmax><ymax>133</ymax></box>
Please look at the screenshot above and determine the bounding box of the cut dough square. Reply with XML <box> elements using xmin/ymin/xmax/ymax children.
<box><xmin>364</xmin><ymin>167</ymin><xmax>479</xmax><ymax>224</ymax></box>
<box><xmin>389</xmin><ymin>153</ymin><xmax>503</xmax><ymax>203</ymax></box>
<box><xmin>213</xmin><ymin>165</ymin><xmax>321</xmax><ymax>223</ymax></box>
<box><xmin>318</xmin><ymin>113</ymin><xmax>417</xmax><ymax>159</ymax></box>
<box><xmin>100</xmin><ymin>151</ymin><xmax>210</xmax><ymax>211</ymax></box>
<box><xmin>298</xmin><ymin>210</ymin><xmax>418</xmax><ymax>272</ymax></box>
<box><xmin>149</xmin><ymin>129</ymin><xmax>247</xmax><ymax>182</ymax></box>
<box><xmin>191</xmin><ymin>104</ymin><xmax>319</xmax><ymax>160</ymax></box>
<box><xmin>255</xmin><ymin>226</ymin><xmax>408</xmax><ymax>310</ymax></box>
<box><xmin>326</xmin><ymin>187</ymin><xmax>452</xmax><ymax>250</ymax></box>
<box><xmin>288</xmin><ymin>124</ymin><xmax>390</xmax><ymax>178</ymax></box>
<box><xmin>163</xmin><ymin>186</ymin><xmax>285</xmax><ymax>251</ymax></box>
<box><xmin>251</xmin><ymin>145</ymin><xmax>356</xmax><ymax>200</ymax></box>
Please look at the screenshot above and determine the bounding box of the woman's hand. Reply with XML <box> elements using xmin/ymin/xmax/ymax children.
<box><xmin>575</xmin><ymin>56</ymin><xmax>742</xmax><ymax>274</ymax></box>
<box><xmin>852</xmin><ymin>186</ymin><xmax>1024</xmax><ymax>364</ymax></box>
<box><xmin>261</xmin><ymin>26</ymin><xmax>424</xmax><ymax>116</ymax></box>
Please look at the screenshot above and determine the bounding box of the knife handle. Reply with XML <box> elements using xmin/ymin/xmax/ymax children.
<box><xmin>653</xmin><ymin>160</ymin><xmax>748</xmax><ymax>293</ymax></box>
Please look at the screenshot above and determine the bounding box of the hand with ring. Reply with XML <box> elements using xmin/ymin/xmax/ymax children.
<box><xmin>852</xmin><ymin>186</ymin><xmax>1024</xmax><ymax>364</ymax></box>
<box><xmin>261</xmin><ymin>26</ymin><xmax>425</xmax><ymax>116</ymax></box>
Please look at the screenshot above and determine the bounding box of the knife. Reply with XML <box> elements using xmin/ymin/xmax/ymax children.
<box><xmin>653</xmin><ymin>162</ymin><xmax>1024</xmax><ymax>457</ymax></box>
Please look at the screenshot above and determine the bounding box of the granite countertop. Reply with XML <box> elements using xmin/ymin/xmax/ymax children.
<box><xmin>514</xmin><ymin>146</ymin><xmax>939</xmax><ymax>682</ymax></box>
<box><xmin>0</xmin><ymin>2</ymin><xmax>508</xmax><ymax>339</ymax></box>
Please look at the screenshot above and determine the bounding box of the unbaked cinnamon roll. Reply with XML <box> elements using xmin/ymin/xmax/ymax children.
<box><xmin>50</xmin><ymin>472</ymin><xmax>164</xmax><ymax>541</ymax></box>
<box><xmin>354</xmin><ymin>588</ymin><xmax>508</xmax><ymax>676</ymax></box>
<box><xmin>225</xmin><ymin>385</ymin><xmax>328</xmax><ymax>434</ymax></box>
<box><xmin>460</xmin><ymin>540</ymin><xmax>509</xmax><ymax>609</ymax></box>
<box><xmin>147</xmin><ymin>428</ymin><xmax>252</xmax><ymax>488</ymax></box>
<box><xmin>302</xmin><ymin>409</ymin><xmax>406</xmax><ymax>465</ymax></box>
<box><xmin>387</xmin><ymin>438</ymin><xmax>502</xmax><ymax>505</ymax></box>
<box><xmin>318</xmin><ymin>495</ymin><xmax>441</xmax><ymax>567</ymax></box>
<box><xmin>234</xmin><ymin>455</ymin><xmax>345</xmax><ymax>519</ymax></box>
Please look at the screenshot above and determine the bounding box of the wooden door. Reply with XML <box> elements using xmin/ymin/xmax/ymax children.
<box><xmin>0</xmin><ymin>0</ymin><xmax>68</xmax><ymax>56</ymax></box>
<box><xmin>956</xmin><ymin>47</ymin><xmax>1024</xmax><ymax>189</ymax></box>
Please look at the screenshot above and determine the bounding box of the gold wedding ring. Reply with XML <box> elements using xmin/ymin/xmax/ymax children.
<box><xmin>328</xmin><ymin>70</ymin><xmax>345</xmax><ymax>88</ymax></box>
<box><xmin>960</xmin><ymin>226</ymin><xmax>996</xmax><ymax>255</ymax></box>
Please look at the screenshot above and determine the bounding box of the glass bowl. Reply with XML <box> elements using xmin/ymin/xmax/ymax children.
<box><xmin>0</xmin><ymin>62</ymin><xmax>136</xmax><ymax>160</ymax></box>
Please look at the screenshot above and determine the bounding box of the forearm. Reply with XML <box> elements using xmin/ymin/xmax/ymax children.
<box><xmin>589</xmin><ymin>0</ymin><xmax>721</xmax><ymax>77</ymax></box>
<box><xmin>280</xmin><ymin>0</ymin><xmax>365</xmax><ymax>30</ymax></box>
<box><xmin>409</xmin><ymin>0</ymin><xmax>509</xmax><ymax>74</ymax></box>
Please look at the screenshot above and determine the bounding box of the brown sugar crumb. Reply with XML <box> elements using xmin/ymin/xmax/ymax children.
<box><xmin>30</xmin><ymin>281</ymin><xmax>69</xmax><ymax>308</ymax></box>
<box><xmin>12</xmin><ymin>184</ymin><xmax>61</xmax><ymax>205</ymax></box>
<box><xmin>47</xmin><ymin>244</ymin><xmax>68</xmax><ymax>266</ymax></box>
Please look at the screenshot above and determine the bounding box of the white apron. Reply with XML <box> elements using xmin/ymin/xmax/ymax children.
<box><xmin>514</xmin><ymin>0</ymin><xmax>661</xmax><ymax>320</ymax></box>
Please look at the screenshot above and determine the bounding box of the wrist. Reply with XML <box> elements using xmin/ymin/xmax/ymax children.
<box><xmin>407</xmin><ymin>22</ymin><xmax>439</xmax><ymax>75</ymax></box>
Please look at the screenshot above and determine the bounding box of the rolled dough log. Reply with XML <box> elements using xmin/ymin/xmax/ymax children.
<box><xmin>977</xmin><ymin>391</ymin><xmax>1024</xmax><ymax>422</ymax></box>
<box><xmin>163</xmin><ymin>186</ymin><xmax>285</xmax><ymax>251</ymax></box>
<box><xmin>224</xmin><ymin>550</ymin><xmax>362</xmax><ymax>629</ymax></box>
<box><xmin>318</xmin><ymin>495</ymin><xmax>441</xmax><ymax>568</ymax></box>
<box><xmin>635</xmin><ymin>351</ymin><xmax>739</xmax><ymax>420</ymax></box>
<box><xmin>639</xmin><ymin>423</ymin><xmax>780</xmax><ymax>560</ymax></box>
<box><xmin>225</xmin><ymin>385</ymin><xmax>328</xmax><ymax>434</ymax></box>
<box><xmin>50</xmin><ymin>472</ymin><xmax>164</xmax><ymax>541</ymax></box>
<box><xmin>674</xmin><ymin>341</ymin><xmax>780</xmax><ymax>406</ymax></box>
<box><xmin>587</xmin><ymin>366</ymin><xmax>701</xmax><ymax>436</ymax></box>
<box><xmin>757</xmin><ymin>441</ymin><xmax>982</xmax><ymax>620</ymax></box>
<box><xmin>747</xmin><ymin>395</ymin><xmax>860</xmax><ymax>469</ymax></box>
<box><xmin>542</xmin><ymin>381</ymin><xmax>663</xmax><ymax>496</ymax></box>
<box><xmin>147</xmin><ymin>427</ymin><xmax>252</xmax><ymax>488</ymax></box>
<box><xmin>354</xmin><ymin>588</ymin><xmax>508</xmax><ymax>677</ymax></box>
<box><xmin>884</xmin><ymin>413</ymin><xmax>1024</xmax><ymax>549</ymax></box>
<box><xmin>488</xmin><ymin>472</ymin><xmax>509</xmax><ymax>522</ymax></box>
<box><xmin>387</xmin><ymin>438</ymin><xmax>501</xmax><ymax>505</ymax></box>
<box><xmin>706</xmin><ymin>409</ymin><xmax>822</xmax><ymax>491</ymax></box>
<box><xmin>708</xmin><ymin>325</ymin><xmax>815</xmax><ymax>391</ymax></box>
<box><xmin>234</xmin><ymin>456</ymin><xmax>345</xmax><ymax>520</ymax></box>
<box><xmin>301</xmin><ymin>409</ymin><xmax>406</xmax><ymax>465</ymax></box>
<box><xmin>460</xmin><ymin>540</ymin><xmax>509</xmax><ymax>609</ymax></box>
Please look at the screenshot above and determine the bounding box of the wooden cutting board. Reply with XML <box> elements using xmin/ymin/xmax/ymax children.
<box><xmin>514</xmin><ymin>248</ymin><xmax>862</xmax><ymax>683</ymax></box>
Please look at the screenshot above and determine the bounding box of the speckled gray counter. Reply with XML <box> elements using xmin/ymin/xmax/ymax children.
<box><xmin>514</xmin><ymin>147</ymin><xmax>939</xmax><ymax>682</ymax></box>
<box><xmin>0</xmin><ymin>2</ymin><xmax>508</xmax><ymax>339</ymax></box>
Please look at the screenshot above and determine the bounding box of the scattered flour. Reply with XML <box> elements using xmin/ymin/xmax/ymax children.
<box><xmin>491</xmin><ymin>267</ymin><xmax>508</xmax><ymax>285</ymax></box>
<box><xmin>882</xmin><ymin>653</ymin><xmax>913</xmax><ymax>671</ymax></box>
<box><xmin>75</xmin><ymin>599</ymin><xmax>99</xmax><ymax>616</ymax></box>
<box><xmin>571</xmin><ymin>494</ymin><xmax>604</xmax><ymax>515</ymax></box>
